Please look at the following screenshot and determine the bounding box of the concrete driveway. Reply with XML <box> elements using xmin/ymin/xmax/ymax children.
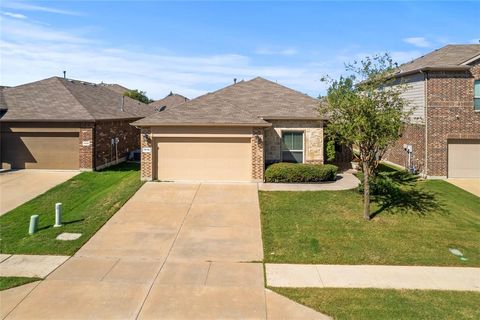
<box><xmin>447</xmin><ymin>179</ymin><xmax>480</xmax><ymax>197</ymax></box>
<box><xmin>3</xmin><ymin>182</ymin><xmax>326</xmax><ymax>319</ymax></box>
<box><xmin>0</xmin><ymin>170</ymin><xmax>79</xmax><ymax>216</ymax></box>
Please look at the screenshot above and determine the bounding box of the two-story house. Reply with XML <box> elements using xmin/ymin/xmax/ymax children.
<box><xmin>385</xmin><ymin>44</ymin><xmax>480</xmax><ymax>178</ymax></box>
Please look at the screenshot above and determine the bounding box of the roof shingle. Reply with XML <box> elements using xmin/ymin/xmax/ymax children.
<box><xmin>0</xmin><ymin>77</ymin><xmax>154</xmax><ymax>122</ymax></box>
<box><xmin>149</xmin><ymin>93</ymin><xmax>189</xmax><ymax>110</ymax></box>
<box><xmin>397</xmin><ymin>44</ymin><xmax>480</xmax><ymax>76</ymax></box>
<box><xmin>133</xmin><ymin>77</ymin><xmax>323</xmax><ymax>126</ymax></box>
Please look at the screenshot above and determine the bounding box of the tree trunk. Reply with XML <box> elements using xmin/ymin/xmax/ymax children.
<box><xmin>363</xmin><ymin>161</ymin><xmax>371</xmax><ymax>220</ymax></box>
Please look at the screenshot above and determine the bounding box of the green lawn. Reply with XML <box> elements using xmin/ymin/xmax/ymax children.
<box><xmin>0</xmin><ymin>163</ymin><xmax>143</xmax><ymax>255</ymax></box>
<box><xmin>0</xmin><ymin>277</ymin><xmax>41</xmax><ymax>291</ymax></box>
<box><xmin>273</xmin><ymin>288</ymin><xmax>480</xmax><ymax>320</ymax></box>
<box><xmin>260</xmin><ymin>166</ymin><xmax>480</xmax><ymax>266</ymax></box>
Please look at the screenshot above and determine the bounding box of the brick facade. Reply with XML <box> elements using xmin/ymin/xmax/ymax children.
<box><xmin>426</xmin><ymin>62</ymin><xmax>480</xmax><ymax>177</ymax></box>
<box><xmin>140</xmin><ymin>121</ymin><xmax>328</xmax><ymax>181</ymax></box>
<box><xmin>386</xmin><ymin>61</ymin><xmax>480</xmax><ymax>177</ymax></box>
<box><xmin>264</xmin><ymin>120</ymin><xmax>324</xmax><ymax>164</ymax></box>
<box><xmin>94</xmin><ymin>119</ymin><xmax>140</xmax><ymax>169</ymax></box>
<box><xmin>140</xmin><ymin>128</ymin><xmax>153</xmax><ymax>181</ymax></box>
<box><xmin>384</xmin><ymin>123</ymin><xmax>426</xmax><ymax>173</ymax></box>
<box><xmin>251</xmin><ymin>127</ymin><xmax>264</xmax><ymax>180</ymax></box>
<box><xmin>79</xmin><ymin>123</ymin><xmax>94</xmax><ymax>170</ymax></box>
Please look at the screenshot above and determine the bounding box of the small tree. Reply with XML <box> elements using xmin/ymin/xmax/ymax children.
<box><xmin>320</xmin><ymin>54</ymin><xmax>410</xmax><ymax>220</ymax></box>
<box><xmin>124</xmin><ymin>89</ymin><xmax>153</xmax><ymax>104</ymax></box>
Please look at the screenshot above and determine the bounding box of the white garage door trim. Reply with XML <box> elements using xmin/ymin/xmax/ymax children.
<box><xmin>156</xmin><ymin>137</ymin><xmax>252</xmax><ymax>182</ymax></box>
<box><xmin>448</xmin><ymin>139</ymin><xmax>480</xmax><ymax>178</ymax></box>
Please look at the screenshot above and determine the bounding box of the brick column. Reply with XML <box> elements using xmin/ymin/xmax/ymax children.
<box><xmin>141</xmin><ymin>128</ymin><xmax>153</xmax><ymax>181</ymax></box>
<box><xmin>79</xmin><ymin>124</ymin><xmax>94</xmax><ymax>170</ymax></box>
<box><xmin>251</xmin><ymin>127</ymin><xmax>265</xmax><ymax>181</ymax></box>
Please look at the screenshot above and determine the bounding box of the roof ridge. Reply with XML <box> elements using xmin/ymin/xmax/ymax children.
<box><xmin>250</xmin><ymin>77</ymin><xmax>318</xmax><ymax>101</ymax></box>
<box><xmin>55</xmin><ymin>77</ymin><xmax>96</xmax><ymax>119</ymax></box>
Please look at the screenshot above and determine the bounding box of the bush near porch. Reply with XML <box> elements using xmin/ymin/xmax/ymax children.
<box><xmin>264</xmin><ymin>163</ymin><xmax>338</xmax><ymax>183</ymax></box>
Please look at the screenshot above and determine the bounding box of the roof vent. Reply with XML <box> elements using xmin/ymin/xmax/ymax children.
<box><xmin>119</xmin><ymin>96</ymin><xmax>125</xmax><ymax>112</ymax></box>
<box><xmin>155</xmin><ymin>105</ymin><xmax>167</xmax><ymax>112</ymax></box>
<box><xmin>63</xmin><ymin>71</ymin><xmax>66</xmax><ymax>79</ymax></box>
<box><xmin>234</xmin><ymin>78</ymin><xmax>237</xmax><ymax>84</ymax></box>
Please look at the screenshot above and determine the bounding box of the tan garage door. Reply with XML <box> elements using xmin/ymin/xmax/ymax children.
<box><xmin>448</xmin><ymin>140</ymin><xmax>480</xmax><ymax>178</ymax></box>
<box><xmin>1</xmin><ymin>132</ymin><xmax>79</xmax><ymax>169</ymax></box>
<box><xmin>157</xmin><ymin>137</ymin><xmax>252</xmax><ymax>181</ymax></box>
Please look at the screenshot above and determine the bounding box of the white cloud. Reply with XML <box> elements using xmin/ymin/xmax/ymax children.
<box><xmin>1</xmin><ymin>1</ymin><xmax>81</xmax><ymax>16</ymax></box>
<box><xmin>255</xmin><ymin>47</ymin><xmax>298</xmax><ymax>56</ymax></box>
<box><xmin>3</xmin><ymin>11</ymin><xmax>27</xmax><ymax>19</ymax></box>
<box><xmin>403</xmin><ymin>37</ymin><xmax>431</xmax><ymax>48</ymax></box>
<box><xmin>0</xmin><ymin>17</ymin><xmax>326</xmax><ymax>98</ymax></box>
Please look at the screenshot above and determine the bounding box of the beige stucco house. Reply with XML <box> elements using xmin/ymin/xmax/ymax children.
<box><xmin>132</xmin><ymin>77</ymin><xmax>329</xmax><ymax>182</ymax></box>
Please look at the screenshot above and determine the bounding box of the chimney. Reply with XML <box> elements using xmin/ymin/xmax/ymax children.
<box><xmin>63</xmin><ymin>71</ymin><xmax>66</xmax><ymax>79</ymax></box>
<box><xmin>234</xmin><ymin>78</ymin><xmax>237</xmax><ymax>84</ymax></box>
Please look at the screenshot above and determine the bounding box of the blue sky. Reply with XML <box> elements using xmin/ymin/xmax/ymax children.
<box><xmin>1</xmin><ymin>1</ymin><xmax>479</xmax><ymax>99</ymax></box>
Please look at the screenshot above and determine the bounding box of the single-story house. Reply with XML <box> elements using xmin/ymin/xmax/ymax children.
<box><xmin>149</xmin><ymin>92</ymin><xmax>189</xmax><ymax>111</ymax></box>
<box><xmin>384</xmin><ymin>44</ymin><xmax>480</xmax><ymax>178</ymax></box>
<box><xmin>132</xmin><ymin>77</ymin><xmax>338</xmax><ymax>182</ymax></box>
<box><xmin>0</xmin><ymin>76</ymin><xmax>153</xmax><ymax>170</ymax></box>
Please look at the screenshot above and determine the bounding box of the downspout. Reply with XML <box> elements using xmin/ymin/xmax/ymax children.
<box><xmin>422</xmin><ymin>70</ymin><xmax>428</xmax><ymax>178</ymax></box>
<box><xmin>93</xmin><ymin>122</ymin><xmax>97</xmax><ymax>170</ymax></box>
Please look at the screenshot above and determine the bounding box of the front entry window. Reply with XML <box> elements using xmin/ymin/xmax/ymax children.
<box><xmin>282</xmin><ymin>131</ymin><xmax>304</xmax><ymax>163</ymax></box>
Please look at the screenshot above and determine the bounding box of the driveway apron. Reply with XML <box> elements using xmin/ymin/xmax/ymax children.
<box><xmin>4</xmin><ymin>182</ymin><xmax>268</xmax><ymax>319</ymax></box>
<box><xmin>0</xmin><ymin>170</ymin><xmax>79</xmax><ymax>216</ymax></box>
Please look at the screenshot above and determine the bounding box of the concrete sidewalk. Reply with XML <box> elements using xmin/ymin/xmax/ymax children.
<box><xmin>266</xmin><ymin>264</ymin><xmax>480</xmax><ymax>291</ymax></box>
<box><xmin>258</xmin><ymin>172</ymin><xmax>360</xmax><ymax>191</ymax></box>
<box><xmin>0</xmin><ymin>254</ymin><xmax>69</xmax><ymax>278</ymax></box>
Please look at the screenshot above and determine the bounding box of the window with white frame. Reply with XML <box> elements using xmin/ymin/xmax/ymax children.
<box><xmin>474</xmin><ymin>80</ymin><xmax>480</xmax><ymax>111</ymax></box>
<box><xmin>281</xmin><ymin>131</ymin><xmax>304</xmax><ymax>163</ymax></box>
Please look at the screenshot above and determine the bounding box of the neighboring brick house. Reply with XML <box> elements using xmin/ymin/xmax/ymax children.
<box><xmin>133</xmin><ymin>77</ymin><xmax>333</xmax><ymax>182</ymax></box>
<box><xmin>0</xmin><ymin>77</ymin><xmax>153</xmax><ymax>170</ymax></box>
<box><xmin>384</xmin><ymin>44</ymin><xmax>480</xmax><ymax>178</ymax></box>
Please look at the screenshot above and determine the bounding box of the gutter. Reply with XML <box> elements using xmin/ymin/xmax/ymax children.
<box><xmin>260</xmin><ymin>116</ymin><xmax>328</xmax><ymax>121</ymax></box>
<box><xmin>0</xmin><ymin>117</ymin><xmax>143</xmax><ymax>123</ymax></box>
<box><xmin>394</xmin><ymin>65</ymin><xmax>471</xmax><ymax>78</ymax></box>
<box><xmin>422</xmin><ymin>70</ymin><xmax>429</xmax><ymax>178</ymax></box>
<box><xmin>130</xmin><ymin>122</ymin><xmax>272</xmax><ymax>128</ymax></box>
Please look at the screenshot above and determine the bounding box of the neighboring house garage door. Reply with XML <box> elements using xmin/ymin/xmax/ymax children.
<box><xmin>156</xmin><ymin>137</ymin><xmax>252</xmax><ymax>181</ymax></box>
<box><xmin>1</xmin><ymin>132</ymin><xmax>79</xmax><ymax>169</ymax></box>
<box><xmin>448</xmin><ymin>140</ymin><xmax>480</xmax><ymax>178</ymax></box>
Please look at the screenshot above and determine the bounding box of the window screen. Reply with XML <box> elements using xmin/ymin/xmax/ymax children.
<box><xmin>282</xmin><ymin>131</ymin><xmax>304</xmax><ymax>163</ymax></box>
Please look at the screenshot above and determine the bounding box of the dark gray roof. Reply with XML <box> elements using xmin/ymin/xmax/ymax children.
<box><xmin>133</xmin><ymin>77</ymin><xmax>323</xmax><ymax>126</ymax></box>
<box><xmin>0</xmin><ymin>77</ymin><xmax>154</xmax><ymax>122</ymax></box>
<box><xmin>396</xmin><ymin>44</ymin><xmax>480</xmax><ymax>76</ymax></box>
<box><xmin>149</xmin><ymin>93</ymin><xmax>189</xmax><ymax>110</ymax></box>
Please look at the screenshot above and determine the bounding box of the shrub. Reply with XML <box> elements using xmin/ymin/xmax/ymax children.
<box><xmin>265</xmin><ymin>163</ymin><xmax>338</xmax><ymax>183</ymax></box>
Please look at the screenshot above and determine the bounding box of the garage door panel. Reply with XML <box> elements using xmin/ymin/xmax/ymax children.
<box><xmin>1</xmin><ymin>132</ymin><xmax>79</xmax><ymax>169</ymax></box>
<box><xmin>448</xmin><ymin>140</ymin><xmax>480</xmax><ymax>178</ymax></box>
<box><xmin>157</xmin><ymin>137</ymin><xmax>252</xmax><ymax>181</ymax></box>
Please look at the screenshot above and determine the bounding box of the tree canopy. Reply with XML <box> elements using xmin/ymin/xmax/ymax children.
<box><xmin>320</xmin><ymin>53</ymin><xmax>411</xmax><ymax>220</ymax></box>
<box><xmin>123</xmin><ymin>89</ymin><xmax>153</xmax><ymax>104</ymax></box>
